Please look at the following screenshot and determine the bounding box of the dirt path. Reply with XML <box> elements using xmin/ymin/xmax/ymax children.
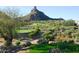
<box><xmin>0</xmin><ymin>38</ymin><xmax>5</xmax><ymax>46</ymax></box>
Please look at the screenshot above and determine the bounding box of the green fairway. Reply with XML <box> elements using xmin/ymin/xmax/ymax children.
<box><xmin>28</xmin><ymin>44</ymin><xmax>56</xmax><ymax>53</ymax></box>
<box><xmin>16</xmin><ymin>29</ymin><xmax>35</xmax><ymax>33</ymax></box>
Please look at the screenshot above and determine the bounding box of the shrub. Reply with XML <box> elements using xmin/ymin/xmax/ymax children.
<box><xmin>56</xmin><ymin>41</ymin><xmax>76</xmax><ymax>52</ymax></box>
<box><xmin>42</xmin><ymin>31</ymin><xmax>55</xmax><ymax>41</ymax></box>
<box><xmin>28</xmin><ymin>28</ymin><xmax>41</xmax><ymax>38</ymax></box>
<box><xmin>16</xmin><ymin>40</ymin><xmax>21</xmax><ymax>46</ymax></box>
<box><xmin>57</xmin><ymin>41</ymin><xmax>69</xmax><ymax>50</ymax></box>
<box><xmin>68</xmin><ymin>40</ymin><xmax>74</xmax><ymax>44</ymax></box>
<box><xmin>63</xmin><ymin>20</ymin><xmax>76</xmax><ymax>26</ymax></box>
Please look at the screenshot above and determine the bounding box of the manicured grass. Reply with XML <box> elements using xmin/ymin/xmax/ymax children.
<box><xmin>28</xmin><ymin>44</ymin><xmax>56</xmax><ymax>53</ymax></box>
<box><xmin>16</xmin><ymin>29</ymin><xmax>35</xmax><ymax>33</ymax></box>
<box><xmin>25</xmin><ymin>42</ymin><xmax>79</xmax><ymax>53</ymax></box>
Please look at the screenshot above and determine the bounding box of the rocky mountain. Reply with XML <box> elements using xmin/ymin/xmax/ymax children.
<box><xmin>20</xmin><ymin>6</ymin><xmax>53</xmax><ymax>21</ymax></box>
<box><xmin>17</xmin><ymin>6</ymin><xmax>64</xmax><ymax>21</ymax></box>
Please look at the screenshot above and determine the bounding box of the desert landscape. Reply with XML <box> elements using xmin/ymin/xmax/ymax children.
<box><xmin>0</xmin><ymin>6</ymin><xmax>79</xmax><ymax>53</ymax></box>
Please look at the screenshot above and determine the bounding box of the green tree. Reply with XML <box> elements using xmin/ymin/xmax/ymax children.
<box><xmin>63</xmin><ymin>20</ymin><xmax>76</xmax><ymax>26</ymax></box>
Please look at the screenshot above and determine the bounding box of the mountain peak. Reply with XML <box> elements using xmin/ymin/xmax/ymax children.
<box><xmin>31</xmin><ymin>6</ymin><xmax>39</xmax><ymax>13</ymax></box>
<box><xmin>20</xmin><ymin>6</ymin><xmax>52</xmax><ymax>21</ymax></box>
<box><xmin>32</xmin><ymin>6</ymin><xmax>37</xmax><ymax>11</ymax></box>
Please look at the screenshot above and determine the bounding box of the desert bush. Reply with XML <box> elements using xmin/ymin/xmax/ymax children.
<box><xmin>42</xmin><ymin>31</ymin><xmax>51</xmax><ymax>39</ymax></box>
<box><xmin>28</xmin><ymin>28</ymin><xmax>41</xmax><ymax>38</ymax></box>
<box><xmin>63</xmin><ymin>20</ymin><xmax>76</xmax><ymax>26</ymax></box>
<box><xmin>56</xmin><ymin>41</ymin><xmax>77</xmax><ymax>52</ymax></box>
<box><xmin>22</xmin><ymin>41</ymin><xmax>31</xmax><ymax>47</ymax></box>
<box><xmin>57</xmin><ymin>41</ymin><xmax>69</xmax><ymax>49</ymax></box>
<box><xmin>68</xmin><ymin>40</ymin><xmax>74</xmax><ymax>44</ymax></box>
<box><xmin>16</xmin><ymin>40</ymin><xmax>21</xmax><ymax>46</ymax></box>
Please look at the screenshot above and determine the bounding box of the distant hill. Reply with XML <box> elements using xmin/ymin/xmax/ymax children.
<box><xmin>19</xmin><ymin>6</ymin><xmax>64</xmax><ymax>21</ymax></box>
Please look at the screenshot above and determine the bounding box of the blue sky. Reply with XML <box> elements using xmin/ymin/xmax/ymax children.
<box><xmin>0</xmin><ymin>6</ymin><xmax>79</xmax><ymax>20</ymax></box>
